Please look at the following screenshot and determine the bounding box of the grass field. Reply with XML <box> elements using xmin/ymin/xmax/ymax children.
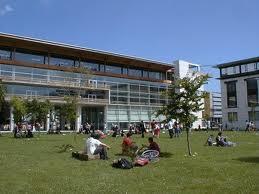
<box><xmin>0</xmin><ymin>131</ymin><xmax>258</xmax><ymax>194</ymax></box>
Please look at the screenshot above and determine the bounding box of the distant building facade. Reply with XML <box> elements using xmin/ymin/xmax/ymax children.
<box><xmin>216</xmin><ymin>57</ymin><xmax>259</xmax><ymax>130</ymax></box>
<box><xmin>203</xmin><ymin>92</ymin><xmax>222</xmax><ymax>128</ymax></box>
<box><xmin>173</xmin><ymin>60</ymin><xmax>204</xmax><ymax>129</ymax></box>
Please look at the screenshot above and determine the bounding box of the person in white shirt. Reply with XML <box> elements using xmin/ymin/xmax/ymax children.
<box><xmin>86</xmin><ymin>133</ymin><xmax>111</xmax><ymax>160</ymax></box>
<box><xmin>168</xmin><ymin>120</ymin><xmax>174</xmax><ymax>138</ymax></box>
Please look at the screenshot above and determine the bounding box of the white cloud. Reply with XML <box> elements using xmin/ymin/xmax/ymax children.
<box><xmin>0</xmin><ymin>4</ymin><xmax>13</xmax><ymax>16</ymax></box>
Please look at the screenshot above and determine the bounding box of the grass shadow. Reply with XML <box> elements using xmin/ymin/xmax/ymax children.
<box><xmin>235</xmin><ymin>157</ymin><xmax>259</xmax><ymax>163</ymax></box>
<box><xmin>160</xmin><ymin>152</ymin><xmax>173</xmax><ymax>158</ymax></box>
<box><xmin>55</xmin><ymin>144</ymin><xmax>74</xmax><ymax>153</ymax></box>
<box><xmin>115</xmin><ymin>153</ymin><xmax>124</xmax><ymax>156</ymax></box>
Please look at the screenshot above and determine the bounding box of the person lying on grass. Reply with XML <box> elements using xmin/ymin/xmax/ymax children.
<box><xmin>138</xmin><ymin>137</ymin><xmax>160</xmax><ymax>155</ymax></box>
<box><xmin>86</xmin><ymin>133</ymin><xmax>111</xmax><ymax>160</ymax></box>
<box><xmin>122</xmin><ymin>133</ymin><xmax>138</xmax><ymax>155</ymax></box>
<box><xmin>216</xmin><ymin>132</ymin><xmax>236</xmax><ymax>147</ymax></box>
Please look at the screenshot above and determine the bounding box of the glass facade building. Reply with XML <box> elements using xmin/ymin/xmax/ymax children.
<box><xmin>0</xmin><ymin>33</ymin><xmax>173</xmax><ymax>131</ymax></box>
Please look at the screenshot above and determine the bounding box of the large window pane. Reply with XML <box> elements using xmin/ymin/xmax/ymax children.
<box><xmin>140</xmin><ymin>85</ymin><xmax>149</xmax><ymax>93</ymax></box>
<box><xmin>128</xmin><ymin>68</ymin><xmax>142</xmax><ymax>77</ymax></box>
<box><xmin>149</xmin><ymin>71</ymin><xmax>160</xmax><ymax>79</ymax></box>
<box><xmin>247</xmin><ymin>78</ymin><xmax>259</xmax><ymax>106</ymax></box>
<box><xmin>118</xmin><ymin>84</ymin><xmax>128</xmax><ymax>91</ymax></box>
<box><xmin>130</xmin><ymin>98</ymin><xmax>139</xmax><ymax>104</ymax></box>
<box><xmin>228</xmin><ymin>112</ymin><xmax>238</xmax><ymax>122</ymax></box>
<box><xmin>1</xmin><ymin>64</ymin><xmax>12</xmax><ymax>76</ymax></box>
<box><xmin>81</xmin><ymin>61</ymin><xmax>99</xmax><ymax>71</ymax></box>
<box><xmin>105</xmin><ymin>65</ymin><xmax>122</xmax><ymax>74</ymax></box>
<box><xmin>248</xmin><ymin>111</ymin><xmax>259</xmax><ymax>121</ymax></box>
<box><xmin>50</xmin><ymin>56</ymin><xmax>75</xmax><ymax>67</ymax></box>
<box><xmin>118</xmin><ymin>97</ymin><xmax>128</xmax><ymax>104</ymax></box>
<box><xmin>143</xmin><ymin>70</ymin><xmax>149</xmax><ymax>78</ymax></box>
<box><xmin>15</xmin><ymin>51</ymin><xmax>45</xmax><ymax>64</ymax></box>
<box><xmin>0</xmin><ymin>48</ymin><xmax>12</xmax><ymax>60</ymax></box>
<box><xmin>226</xmin><ymin>81</ymin><xmax>237</xmax><ymax>108</ymax></box>
<box><xmin>15</xmin><ymin>66</ymin><xmax>32</xmax><ymax>79</ymax></box>
<box><xmin>130</xmin><ymin>84</ymin><xmax>139</xmax><ymax>92</ymax></box>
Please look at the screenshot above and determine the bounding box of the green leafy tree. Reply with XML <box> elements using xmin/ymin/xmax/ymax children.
<box><xmin>0</xmin><ymin>80</ymin><xmax>6</xmax><ymax>112</ymax></box>
<box><xmin>60</xmin><ymin>96</ymin><xmax>77</xmax><ymax>130</ymax></box>
<box><xmin>26</xmin><ymin>99</ymin><xmax>39</xmax><ymax>126</ymax></box>
<box><xmin>10</xmin><ymin>96</ymin><xmax>27</xmax><ymax>124</ymax></box>
<box><xmin>202</xmin><ymin>113</ymin><xmax>210</xmax><ymax>131</ymax></box>
<box><xmin>26</xmin><ymin>99</ymin><xmax>52</xmax><ymax>130</ymax></box>
<box><xmin>156</xmin><ymin>73</ymin><xmax>209</xmax><ymax>156</ymax></box>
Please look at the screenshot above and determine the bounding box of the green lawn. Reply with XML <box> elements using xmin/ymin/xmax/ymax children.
<box><xmin>0</xmin><ymin>131</ymin><xmax>258</xmax><ymax>194</ymax></box>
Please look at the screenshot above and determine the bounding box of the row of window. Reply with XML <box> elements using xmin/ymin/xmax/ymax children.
<box><xmin>221</xmin><ymin>62</ymin><xmax>259</xmax><ymax>76</ymax></box>
<box><xmin>0</xmin><ymin>48</ymin><xmax>166</xmax><ymax>80</ymax></box>
<box><xmin>0</xmin><ymin>64</ymin><xmax>167</xmax><ymax>93</ymax></box>
<box><xmin>227</xmin><ymin>111</ymin><xmax>259</xmax><ymax>122</ymax></box>
<box><xmin>226</xmin><ymin>78</ymin><xmax>259</xmax><ymax>108</ymax></box>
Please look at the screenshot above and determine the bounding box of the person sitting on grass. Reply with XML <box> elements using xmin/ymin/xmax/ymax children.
<box><xmin>216</xmin><ymin>132</ymin><xmax>236</xmax><ymax>147</ymax></box>
<box><xmin>86</xmin><ymin>133</ymin><xmax>111</xmax><ymax>160</ymax></box>
<box><xmin>122</xmin><ymin>133</ymin><xmax>138</xmax><ymax>155</ymax></box>
<box><xmin>204</xmin><ymin>135</ymin><xmax>215</xmax><ymax>146</ymax></box>
<box><xmin>139</xmin><ymin>137</ymin><xmax>160</xmax><ymax>155</ymax></box>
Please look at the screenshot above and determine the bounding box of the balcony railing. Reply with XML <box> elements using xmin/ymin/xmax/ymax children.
<box><xmin>0</xmin><ymin>73</ymin><xmax>109</xmax><ymax>90</ymax></box>
<box><xmin>5</xmin><ymin>94</ymin><xmax>109</xmax><ymax>105</ymax></box>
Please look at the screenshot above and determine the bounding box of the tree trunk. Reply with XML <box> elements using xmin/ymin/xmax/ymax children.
<box><xmin>186</xmin><ymin>127</ymin><xmax>192</xmax><ymax>156</ymax></box>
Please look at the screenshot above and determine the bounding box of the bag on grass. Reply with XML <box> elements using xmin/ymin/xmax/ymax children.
<box><xmin>112</xmin><ymin>158</ymin><xmax>133</xmax><ymax>169</ymax></box>
<box><xmin>134</xmin><ymin>157</ymin><xmax>149</xmax><ymax>166</ymax></box>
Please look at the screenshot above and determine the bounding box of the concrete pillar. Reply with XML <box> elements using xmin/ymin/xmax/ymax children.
<box><xmin>46</xmin><ymin>111</ymin><xmax>50</xmax><ymax>132</ymax></box>
<box><xmin>76</xmin><ymin>105</ymin><xmax>82</xmax><ymax>132</ymax></box>
<box><xmin>10</xmin><ymin>106</ymin><xmax>14</xmax><ymax>131</ymax></box>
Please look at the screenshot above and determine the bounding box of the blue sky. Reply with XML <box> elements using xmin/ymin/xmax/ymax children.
<box><xmin>0</xmin><ymin>0</ymin><xmax>259</xmax><ymax>92</ymax></box>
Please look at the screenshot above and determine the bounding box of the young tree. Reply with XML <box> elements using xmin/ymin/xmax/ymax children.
<box><xmin>10</xmin><ymin>96</ymin><xmax>27</xmax><ymax>124</ymax></box>
<box><xmin>59</xmin><ymin>96</ymin><xmax>77</xmax><ymax>130</ymax></box>
<box><xmin>0</xmin><ymin>80</ymin><xmax>6</xmax><ymax>112</ymax></box>
<box><xmin>156</xmin><ymin>73</ymin><xmax>209</xmax><ymax>156</ymax></box>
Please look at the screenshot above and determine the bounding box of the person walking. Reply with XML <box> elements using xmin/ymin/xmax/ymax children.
<box><xmin>140</xmin><ymin>120</ymin><xmax>145</xmax><ymax>138</ymax></box>
<box><xmin>168</xmin><ymin>120</ymin><xmax>174</xmax><ymax>138</ymax></box>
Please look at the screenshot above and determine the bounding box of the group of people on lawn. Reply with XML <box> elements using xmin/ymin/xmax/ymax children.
<box><xmin>85</xmin><ymin>132</ymin><xmax>160</xmax><ymax>160</ymax></box>
<box><xmin>205</xmin><ymin>132</ymin><xmax>236</xmax><ymax>147</ymax></box>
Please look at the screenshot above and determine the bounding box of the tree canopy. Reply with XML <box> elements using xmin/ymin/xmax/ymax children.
<box><xmin>156</xmin><ymin>73</ymin><xmax>209</xmax><ymax>155</ymax></box>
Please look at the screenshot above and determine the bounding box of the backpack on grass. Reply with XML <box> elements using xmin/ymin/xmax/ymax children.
<box><xmin>112</xmin><ymin>158</ymin><xmax>133</xmax><ymax>169</ymax></box>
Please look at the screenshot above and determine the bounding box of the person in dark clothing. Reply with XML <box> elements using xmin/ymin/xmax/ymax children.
<box><xmin>90</xmin><ymin>122</ymin><xmax>95</xmax><ymax>133</ymax></box>
<box><xmin>26</xmin><ymin>129</ymin><xmax>33</xmax><ymax>138</ymax></box>
<box><xmin>139</xmin><ymin>137</ymin><xmax>160</xmax><ymax>155</ymax></box>
<box><xmin>139</xmin><ymin>120</ymin><xmax>145</xmax><ymax>138</ymax></box>
<box><xmin>147</xmin><ymin>137</ymin><xmax>160</xmax><ymax>154</ymax></box>
<box><xmin>216</xmin><ymin>132</ymin><xmax>225</xmax><ymax>146</ymax></box>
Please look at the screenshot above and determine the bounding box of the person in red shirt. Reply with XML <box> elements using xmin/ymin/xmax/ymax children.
<box><xmin>122</xmin><ymin>133</ymin><xmax>138</xmax><ymax>155</ymax></box>
<box><xmin>147</xmin><ymin>137</ymin><xmax>160</xmax><ymax>154</ymax></box>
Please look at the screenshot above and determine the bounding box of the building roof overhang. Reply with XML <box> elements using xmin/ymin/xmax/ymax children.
<box><xmin>0</xmin><ymin>32</ymin><xmax>173</xmax><ymax>72</ymax></box>
<box><xmin>214</xmin><ymin>56</ymin><xmax>259</xmax><ymax>69</ymax></box>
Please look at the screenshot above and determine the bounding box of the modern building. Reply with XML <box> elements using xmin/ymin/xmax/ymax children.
<box><xmin>0</xmin><ymin>33</ymin><xmax>174</xmax><ymax>132</ymax></box>
<box><xmin>216</xmin><ymin>57</ymin><xmax>259</xmax><ymax>130</ymax></box>
<box><xmin>202</xmin><ymin>92</ymin><xmax>222</xmax><ymax>128</ymax></box>
<box><xmin>173</xmin><ymin>60</ymin><xmax>205</xmax><ymax>129</ymax></box>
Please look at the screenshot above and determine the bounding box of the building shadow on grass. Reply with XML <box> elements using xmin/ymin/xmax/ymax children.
<box><xmin>235</xmin><ymin>157</ymin><xmax>259</xmax><ymax>163</ymax></box>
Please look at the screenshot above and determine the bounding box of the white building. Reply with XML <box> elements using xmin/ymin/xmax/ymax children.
<box><xmin>173</xmin><ymin>60</ymin><xmax>205</xmax><ymax>129</ymax></box>
<box><xmin>216</xmin><ymin>57</ymin><xmax>259</xmax><ymax>130</ymax></box>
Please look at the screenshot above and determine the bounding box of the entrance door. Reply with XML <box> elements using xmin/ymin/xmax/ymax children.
<box><xmin>82</xmin><ymin>107</ymin><xmax>104</xmax><ymax>130</ymax></box>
